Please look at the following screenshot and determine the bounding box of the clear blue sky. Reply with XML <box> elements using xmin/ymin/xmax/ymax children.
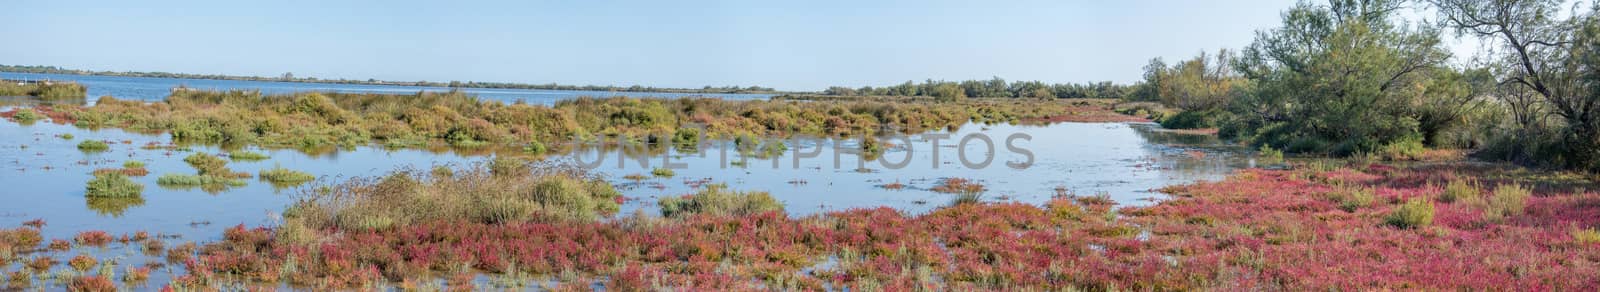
<box><xmin>2</xmin><ymin>0</ymin><xmax>1302</xmax><ymax>91</ymax></box>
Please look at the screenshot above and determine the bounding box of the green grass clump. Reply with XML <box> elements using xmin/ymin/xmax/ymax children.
<box><xmin>77</xmin><ymin>140</ymin><xmax>109</xmax><ymax>152</ymax></box>
<box><xmin>1257</xmin><ymin>144</ymin><xmax>1284</xmax><ymax>165</ymax></box>
<box><xmin>488</xmin><ymin>156</ymin><xmax>529</xmax><ymax>177</ymax></box>
<box><xmin>12</xmin><ymin>108</ymin><xmax>40</xmax><ymax>123</ymax></box>
<box><xmin>85</xmin><ymin>173</ymin><xmax>143</xmax><ymax>198</ymax></box>
<box><xmin>156</xmin><ymin>174</ymin><xmax>245</xmax><ymax>187</ymax></box>
<box><xmin>183</xmin><ymin>153</ymin><xmax>241</xmax><ymax>177</ymax></box>
<box><xmin>1439</xmin><ymin>178</ymin><xmax>1481</xmax><ymax>203</ymax></box>
<box><xmin>122</xmin><ymin>161</ymin><xmax>145</xmax><ymax>169</ymax></box>
<box><xmin>59</xmin><ymin>133</ymin><xmax>73</xmax><ymax>140</ymax></box>
<box><xmin>227</xmin><ymin>150</ymin><xmax>270</xmax><ymax>161</ymax></box>
<box><xmin>651</xmin><ymin>168</ymin><xmax>676</xmax><ymax>178</ymax></box>
<box><xmin>259</xmin><ymin>166</ymin><xmax>315</xmax><ymax>184</ymax></box>
<box><xmin>0</xmin><ymin>82</ymin><xmax>86</xmax><ymax>100</ymax></box>
<box><xmin>1574</xmin><ymin>228</ymin><xmax>1600</xmax><ymax>244</ymax></box>
<box><xmin>1385</xmin><ymin>198</ymin><xmax>1435</xmax><ymax>229</ymax></box>
<box><xmin>658</xmin><ymin>184</ymin><xmax>784</xmax><ymax>218</ymax></box>
<box><xmin>522</xmin><ymin>140</ymin><xmax>547</xmax><ymax>155</ymax></box>
<box><xmin>1330</xmin><ymin>186</ymin><xmax>1376</xmax><ymax>212</ymax></box>
<box><xmin>1482</xmin><ymin>183</ymin><xmax>1531</xmax><ymax>222</ymax></box>
<box><xmin>286</xmin><ymin>164</ymin><xmax>621</xmax><ymax>231</ymax></box>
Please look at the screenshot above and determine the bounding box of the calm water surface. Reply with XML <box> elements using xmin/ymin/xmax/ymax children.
<box><xmin>0</xmin><ymin>117</ymin><xmax>1252</xmax><ymax>243</ymax></box>
<box><xmin>0</xmin><ymin>72</ymin><xmax>773</xmax><ymax>105</ymax></box>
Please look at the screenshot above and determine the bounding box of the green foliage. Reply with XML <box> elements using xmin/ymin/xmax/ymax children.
<box><xmin>0</xmin><ymin>81</ymin><xmax>86</xmax><ymax>100</ymax></box>
<box><xmin>1330</xmin><ymin>186</ymin><xmax>1376</xmax><ymax>212</ymax></box>
<box><xmin>1575</xmin><ymin>228</ymin><xmax>1600</xmax><ymax>244</ymax></box>
<box><xmin>156</xmin><ymin>174</ymin><xmax>245</xmax><ymax>187</ymax></box>
<box><xmin>259</xmin><ymin>166</ymin><xmax>315</xmax><ymax>184</ymax></box>
<box><xmin>488</xmin><ymin>156</ymin><xmax>528</xmax><ymax>177</ymax></box>
<box><xmin>1386</xmin><ymin>198</ymin><xmax>1435</xmax><ymax>229</ymax></box>
<box><xmin>10</xmin><ymin>108</ymin><xmax>40</xmax><ymax>123</ymax></box>
<box><xmin>522</xmin><ymin>140</ymin><xmax>547</xmax><ymax>155</ymax></box>
<box><xmin>1141</xmin><ymin>49</ymin><xmax>1246</xmax><ymax>111</ymax></box>
<box><xmin>651</xmin><ymin>168</ymin><xmax>675</xmax><ymax>178</ymax></box>
<box><xmin>1439</xmin><ymin>178</ymin><xmax>1481</xmax><ymax>203</ymax></box>
<box><xmin>85</xmin><ymin>173</ymin><xmax>142</xmax><ymax>198</ymax></box>
<box><xmin>1159</xmin><ymin>109</ymin><xmax>1229</xmax><ymax>129</ymax></box>
<box><xmin>931</xmin><ymin>83</ymin><xmax>966</xmax><ymax>103</ymax></box>
<box><xmin>1482</xmin><ymin>184</ymin><xmax>1530</xmax><ymax>222</ymax></box>
<box><xmin>1378</xmin><ymin>135</ymin><xmax>1426</xmax><ymax>161</ymax></box>
<box><xmin>183</xmin><ymin>153</ymin><xmax>235</xmax><ymax>177</ymax></box>
<box><xmin>658</xmin><ymin>184</ymin><xmax>784</xmax><ymax>218</ymax></box>
<box><xmin>286</xmin><ymin>166</ymin><xmax>621</xmax><ymax>231</ymax></box>
<box><xmin>227</xmin><ymin>150</ymin><xmax>270</xmax><ymax>161</ymax></box>
<box><xmin>1227</xmin><ymin>0</ymin><xmax>1458</xmax><ymax>156</ymax></box>
<box><xmin>76</xmin><ymin>140</ymin><xmax>108</xmax><ymax>152</ymax></box>
<box><xmin>1257</xmin><ymin>145</ymin><xmax>1284</xmax><ymax>165</ymax></box>
<box><xmin>122</xmin><ymin>160</ymin><xmax>145</xmax><ymax>169</ymax></box>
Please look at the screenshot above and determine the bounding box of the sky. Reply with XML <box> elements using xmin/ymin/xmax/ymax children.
<box><xmin>5</xmin><ymin>0</ymin><xmax>1335</xmax><ymax>91</ymax></box>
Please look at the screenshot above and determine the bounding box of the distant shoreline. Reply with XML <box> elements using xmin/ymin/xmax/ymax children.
<box><xmin>0</xmin><ymin>65</ymin><xmax>789</xmax><ymax>95</ymax></box>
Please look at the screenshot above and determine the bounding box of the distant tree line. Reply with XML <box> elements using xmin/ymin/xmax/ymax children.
<box><xmin>820</xmin><ymin>77</ymin><xmax>1133</xmax><ymax>100</ymax></box>
<box><xmin>0</xmin><ymin>65</ymin><xmax>779</xmax><ymax>94</ymax></box>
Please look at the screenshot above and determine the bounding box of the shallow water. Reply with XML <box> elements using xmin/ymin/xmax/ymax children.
<box><xmin>0</xmin><ymin>116</ymin><xmax>1251</xmax><ymax>243</ymax></box>
<box><xmin>0</xmin><ymin>72</ymin><xmax>773</xmax><ymax>105</ymax></box>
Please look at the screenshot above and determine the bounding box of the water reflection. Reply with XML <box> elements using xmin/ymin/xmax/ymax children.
<box><xmin>85</xmin><ymin>196</ymin><xmax>145</xmax><ymax>217</ymax></box>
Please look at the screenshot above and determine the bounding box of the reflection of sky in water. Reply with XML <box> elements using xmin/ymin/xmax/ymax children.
<box><xmin>0</xmin><ymin>117</ymin><xmax>1251</xmax><ymax>246</ymax></box>
<box><xmin>0</xmin><ymin>72</ymin><xmax>773</xmax><ymax>105</ymax></box>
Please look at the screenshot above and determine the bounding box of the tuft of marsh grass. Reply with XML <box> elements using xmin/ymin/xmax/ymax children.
<box><xmin>85</xmin><ymin>173</ymin><xmax>143</xmax><ymax>198</ymax></box>
<box><xmin>1574</xmin><ymin>228</ymin><xmax>1600</xmax><ymax>244</ymax></box>
<box><xmin>285</xmin><ymin>163</ymin><xmax>621</xmax><ymax>231</ymax></box>
<box><xmin>156</xmin><ymin>173</ymin><xmax>245</xmax><ymax>187</ymax></box>
<box><xmin>11</xmin><ymin>108</ymin><xmax>41</xmax><ymax>123</ymax></box>
<box><xmin>650</xmin><ymin>168</ymin><xmax>675</xmax><ymax>178</ymax></box>
<box><xmin>122</xmin><ymin>161</ymin><xmax>144</xmax><ymax>169</ymax></box>
<box><xmin>1439</xmin><ymin>178</ymin><xmax>1480</xmax><ymax>203</ymax></box>
<box><xmin>259</xmin><ymin>165</ymin><xmax>315</xmax><ymax>184</ymax></box>
<box><xmin>1385</xmin><ymin>198</ymin><xmax>1434</xmax><ymax>229</ymax></box>
<box><xmin>76</xmin><ymin>140</ymin><xmax>109</xmax><ymax>152</ymax></box>
<box><xmin>227</xmin><ymin>150</ymin><xmax>270</xmax><ymax>161</ymax></box>
<box><xmin>1482</xmin><ymin>183</ymin><xmax>1530</xmax><ymax>222</ymax></box>
<box><xmin>183</xmin><ymin>153</ymin><xmax>246</xmax><ymax>178</ymax></box>
<box><xmin>658</xmin><ymin>184</ymin><xmax>783</xmax><ymax>218</ymax></box>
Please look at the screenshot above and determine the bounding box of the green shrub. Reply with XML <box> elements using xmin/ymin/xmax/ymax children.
<box><xmin>85</xmin><ymin>173</ymin><xmax>143</xmax><ymax>198</ymax></box>
<box><xmin>522</xmin><ymin>140</ymin><xmax>547</xmax><ymax>155</ymax></box>
<box><xmin>182</xmin><ymin>153</ymin><xmax>235</xmax><ymax>177</ymax></box>
<box><xmin>1575</xmin><ymin>228</ymin><xmax>1600</xmax><ymax>244</ymax></box>
<box><xmin>1378</xmin><ymin>135</ymin><xmax>1425</xmax><ymax>161</ymax></box>
<box><xmin>658</xmin><ymin>184</ymin><xmax>784</xmax><ymax>218</ymax></box>
<box><xmin>488</xmin><ymin>156</ymin><xmax>528</xmax><ymax>177</ymax></box>
<box><xmin>1483</xmin><ymin>183</ymin><xmax>1531</xmax><ymax>222</ymax></box>
<box><xmin>77</xmin><ymin>140</ymin><xmax>109</xmax><ymax>152</ymax></box>
<box><xmin>1257</xmin><ymin>144</ymin><xmax>1284</xmax><ymax>166</ymax></box>
<box><xmin>651</xmin><ymin>168</ymin><xmax>675</xmax><ymax>178</ymax></box>
<box><xmin>286</xmin><ymin>166</ymin><xmax>621</xmax><ymax>231</ymax></box>
<box><xmin>1439</xmin><ymin>178</ymin><xmax>1480</xmax><ymax>203</ymax></box>
<box><xmin>1158</xmin><ymin>109</ymin><xmax>1227</xmax><ymax>129</ymax></box>
<box><xmin>259</xmin><ymin>166</ymin><xmax>315</xmax><ymax>184</ymax></box>
<box><xmin>672</xmin><ymin>127</ymin><xmax>701</xmax><ymax>150</ymax></box>
<box><xmin>1331</xmin><ymin>187</ymin><xmax>1376</xmax><ymax>212</ymax></box>
<box><xmin>1386</xmin><ymin>198</ymin><xmax>1435</xmax><ymax>229</ymax></box>
<box><xmin>156</xmin><ymin>174</ymin><xmax>245</xmax><ymax>187</ymax></box>
<box><xmin>12</xmin><ymin>108</ymin><xmax>40</xmax><ymax>123</ymax></box>
<box><xmin>227</xmin><ymin>150</ymin><xmax>270</xmax><ymax>161</ymax></box>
